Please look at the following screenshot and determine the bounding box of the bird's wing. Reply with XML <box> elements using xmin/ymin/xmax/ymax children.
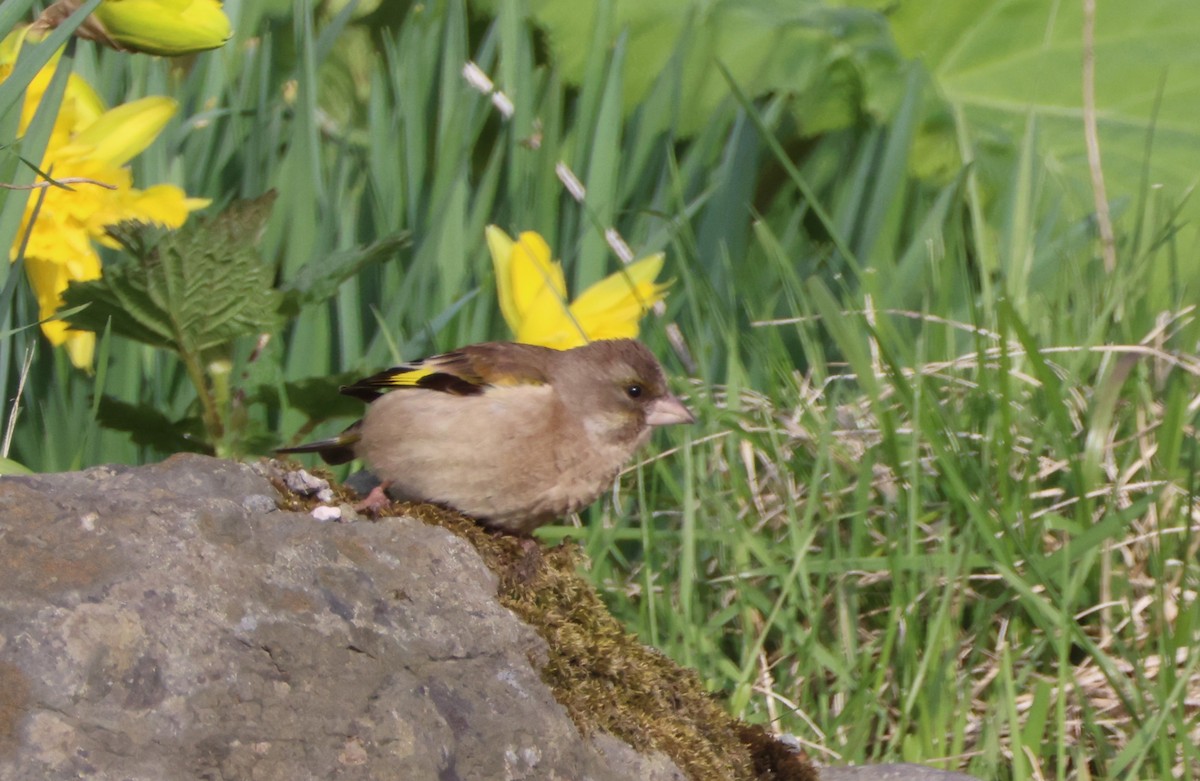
<box><xmin>339</xmin><ymin>342</ymin><xmax>555</xmax><ymax>399</ymax></box>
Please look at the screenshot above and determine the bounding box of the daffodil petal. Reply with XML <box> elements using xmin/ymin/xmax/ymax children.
<box><xmin>63</xmin><ymin>74</ymin><xmax>107</xmax><ymax>128</ymax></box>
<box><xmin>64</xmin><ymin>330</ymin><xmax>96</xmax><ymax>369</ymax></box>
<box><xmin>571</xmin><ymin>253</ymin><xmax>667</xmax><ymax>316</ymax></box>
<box><xmin>25</xmin><ymin>252</ymin><xmax>101</xmax><ymax>316</ymax></box>
<box><xmin>27</xmin><ymin>252</ymin><xmax>100</xmax><ymax>369</ymax></box>
<box><xmin>1</xmin><ymin>27</ymin><xmax>108</xmax><ymax>135</ymax></box>
<box><xmin>568</xmin><ymin>253</ymin><xmax>668</xmax><ymax>340</ymax></box>
<box><xmin>126</xmin><ymin>185</ymin><xmax>210</xmax><ymax>226</ymax></box>
<box><xmin>37</xmin><ymin>316</ymin><xmax>71</xmax><ymax>347</ymax></box>
<box><xmin>486</xmin><ymin>225</ymin><xmax>519</xmax><ymax>333</ymax></box>
<box><xmin>509</xmin><ymin>231</ymin><xmax>567</xmax><ymax>316</ymax></box>
<box><xmin>25</xmin><ymin>256</ymin><xmax>70</xmax><ymax>321</ymax></box>
<box><xmin>514</xmin><ymin>283</ymin><xmax>582</xmax><ymax>349</ymax></box>
<box><xmin>514</xmin><ymin>320</ymin><xmax>588</xmax><ymax>350</ymax></box>
<box><xmin>0</xmin><ymin>27</ymin><xmax>31</xmax><ymax>66</ymax></box>
<box><xmin>70</xmin><ymin>96</ymin><xmax>177</xmax><ymax>166</ymax></box>
<box><xmin>507</xmin><ymin>232</ymin><xmax>578</xmax><ymax>346</ymax></box>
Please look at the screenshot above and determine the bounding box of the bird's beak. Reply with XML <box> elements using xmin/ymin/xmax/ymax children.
<box><xmin>646</xmin><ymin>394</ymin><xmax>695</xmax><ymax>426</ymax></box>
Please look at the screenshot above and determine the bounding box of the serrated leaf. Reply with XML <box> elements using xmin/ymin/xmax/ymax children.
<box><xmin>62</xmin><ymin>193</ymin><xmax>283</xmax><ymax>357</ymax></box>
<box><xmin>152</xmin><ymin>192</ymin><xmax>281</xmax><ymax>355</ymax></box>
<box><xmin>61</xmin><ymin>230</ymin><xmax>179</xmax><ymax>348</ymax></box>
<box><xmin>278</xmin><ymin>232</ymin><xmax>410</xmax><ymax>318</ymax></box>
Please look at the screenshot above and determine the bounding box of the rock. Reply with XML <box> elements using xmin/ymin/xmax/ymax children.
<box><xmin>0</xmin><ymin>454</ymin><xmax>982</xmax><ymax>781</ymax></box>
<box><xmin>0</xmin><ymin>455</ymin><xmax>684</xmax><ymax>780</ymax></box>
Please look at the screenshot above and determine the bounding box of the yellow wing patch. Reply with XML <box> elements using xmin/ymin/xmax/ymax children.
<box><xmin>370</xmin><ymin>364</ymin><xmax>438</xmax><ymax>387</ymax></box>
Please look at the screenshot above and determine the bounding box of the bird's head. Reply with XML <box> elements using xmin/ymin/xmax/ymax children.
<box><xmin>555</xmin><ymin>339</ymin><xmax>694</xmax><ymax>446</ymax></box>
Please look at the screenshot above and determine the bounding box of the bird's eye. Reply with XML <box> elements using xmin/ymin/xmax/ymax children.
<box><xmin>625</xmin><ymin>384</ymin><xmax>643</xmax><ymax>399</ymax></box>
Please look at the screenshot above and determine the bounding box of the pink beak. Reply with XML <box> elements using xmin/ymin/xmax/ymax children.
<box><xmin>646</xmin><ymin>394</ymin><xmax>695</xmax><ymax>427</ymax></box>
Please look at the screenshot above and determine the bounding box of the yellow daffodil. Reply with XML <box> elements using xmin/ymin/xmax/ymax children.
<box><xmin>3</xmin><ymin>29</ymin><xmax>209</xmax><ymax>368</ymax></box>
<box><xmin>0</xmin><ymin>27</ymin><xmax>105</xmax><ymax>137</ymax></box>
<box><xmin>486</xmin><ymin>226</ymin><xmax>668</xmax><ymax>350</ymax></box>
<box><xmin>30</xmin><ymin>0</ymin><xmax>232</xmax><ymax>57</ymax></box>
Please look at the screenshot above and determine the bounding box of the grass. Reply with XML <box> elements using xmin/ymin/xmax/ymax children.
<box><xmin>2</xmin><ymin>2</ymin><xmax>1198</xmax><ymax>779</ymax></box>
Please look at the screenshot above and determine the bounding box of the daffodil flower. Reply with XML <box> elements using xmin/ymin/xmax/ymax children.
<box><xmin>3</xmin><ymin>29</ymin><xmax>209</xmax><ymax>368</ymax></box>
<box><xmin>486</xmin><ymin>226</ymin><xmax>668</xmax><ymax>350</ymax></box>
<box><xmin>30</xmin><ymin>0</ymin><xmax>232</xmax><ymax>57</ymax></box>
<box><xmin>0</xmin><ymin>27</ymin><xmax>104</xmax><ymax>136</ymax></box>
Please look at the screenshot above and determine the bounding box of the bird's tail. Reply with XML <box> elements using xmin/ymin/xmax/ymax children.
<box><xmin>276</xmin><ymin>423</ymin><xmax>362</xmax><ymax>466</ymax></box>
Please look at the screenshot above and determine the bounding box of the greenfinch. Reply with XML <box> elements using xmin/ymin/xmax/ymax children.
<box><xmin>279</xmin><ymin>339</ymin><xmax>694</xmax><ymax>534</ymax></box>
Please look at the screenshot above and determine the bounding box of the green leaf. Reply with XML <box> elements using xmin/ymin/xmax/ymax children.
<box><xmin>95</xmin><ymin>396</ymin><xmax>212</xmax><ymax>456</ymax></box>
<box><xmin>251</xmin><ymin>371</ymin><xmax>369</xmax><ymax>425</ymax></box>
<box><xmin>278</xmin><ymin>231</ymin><xmax>410</xmax><ymax>317</ymax></box>
<box><xmin>477</xmin><ymin>0</ymin><xmax>905</xmax><ymax>136</ymax></box>
<box><xmin>61</xmin><ymin>193</ymin><xmax>283</xmax><ymax>356</ymax></box>
<box><xmin>889</xmin><ymin>0</ymin><xmax>1200</xmax><ymax>244</ymax></box>
<box><xmin>59</xmin><ymin>269</ymin><xmax>177</xmax><ymax>349</ymax></box>
<box><xmin>0</xmin><ymin>456</ymin><xmax>33</xmax><ymax>476</ymax></box>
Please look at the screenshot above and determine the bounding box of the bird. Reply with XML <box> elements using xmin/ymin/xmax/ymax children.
<box><xmin>277</xmin><ymin>339</ymin><xmax>694</xmax><ymax>534</ymax></box>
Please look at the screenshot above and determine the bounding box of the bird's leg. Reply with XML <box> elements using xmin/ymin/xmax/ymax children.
<box><xmin>354</xmin><ymin>481</ymin><xmax>393</xmax><ymax>514</ymax></box>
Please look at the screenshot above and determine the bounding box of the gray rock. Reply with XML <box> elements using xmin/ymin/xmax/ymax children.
<box><xmin>0</xmin><ymin>454</ymin><xmax>683</xmax><ymax>781</ymax></box>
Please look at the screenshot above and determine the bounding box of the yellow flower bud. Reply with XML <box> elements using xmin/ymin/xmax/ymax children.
<box><xmin>30</xmin><ymin>0</ymin><xmax>232</xmax><ymax>56</ymax></box>
<box><xmin>93</xmin><ymin>0</ymin><xmax>232</xmax><ymax>56</ymax></box>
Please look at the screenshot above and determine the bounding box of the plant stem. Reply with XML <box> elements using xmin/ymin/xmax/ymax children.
<box><xmin>179</xmin><ymin>347</ymin><xmax>223</xmax><ymax>453</ymax></box>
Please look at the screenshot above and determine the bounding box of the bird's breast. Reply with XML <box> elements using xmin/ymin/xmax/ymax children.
<box><xmin>358</xmin><ymin>384</ymin><xmax>632</xmax><ymax>529</ymax></box>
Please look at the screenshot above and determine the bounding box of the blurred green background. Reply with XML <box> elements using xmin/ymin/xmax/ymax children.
<box><xmin>2</xmin><ymin>1</ymin><xmax>1198</xmax><ymax>778</ymax></box>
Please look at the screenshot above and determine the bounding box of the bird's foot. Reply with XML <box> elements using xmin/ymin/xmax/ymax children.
<box><xmin>353</xmin><ymin>483</ymin><xmax>393</xmax><ymax>515</ymax></box>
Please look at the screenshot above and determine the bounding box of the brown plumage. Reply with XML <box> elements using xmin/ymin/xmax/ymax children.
<box><xmin>278</xmin><ymin>339</ymin><xmax>694</xmax><ymax>533</ymax></box>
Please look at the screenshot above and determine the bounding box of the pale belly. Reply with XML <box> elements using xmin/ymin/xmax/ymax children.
<box><xmin>356</xmin><ymin>385</ymin><xmax>639</xmax><ymax>533</ymax></box>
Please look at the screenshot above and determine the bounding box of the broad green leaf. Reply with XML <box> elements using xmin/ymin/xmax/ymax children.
<box><xmin>95</xmin><ymin>396</ymin><xmax>211</xmax><ymax>456</ymax></box>
<box><xmin>889</xmin><ymin>0</ymin><xmax>1200</xmax><ymax>245</ymax></box>
<box><xmin>477</xmin><ymin>0</ymin><xmax>905</xmax><ymax>136</ymax></box>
